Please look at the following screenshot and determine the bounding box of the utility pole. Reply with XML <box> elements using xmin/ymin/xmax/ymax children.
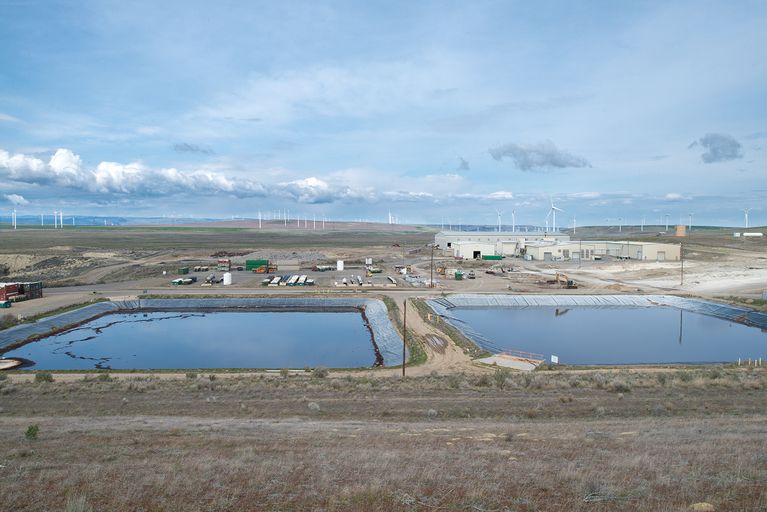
<box><xmin>429</xmin><ymin>244</ymin><xmax>435</xmax><ymax>288</ymax></box>
<box><xmin>402</xmin><ymin>299</ymin><xmax>407</xmax><ymax>377</ymax></box>
<box><xmin>680</xmin><ymin>243</ymin><xmax>684</xmax><ymax>286</ymax></box>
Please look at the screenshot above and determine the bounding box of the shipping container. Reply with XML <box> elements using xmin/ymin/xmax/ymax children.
<box><xmin>178</xmin><ymin>266</ymin><xmax>190</xmax><ymax>275</ymax></box>
<box><xmin>245</xmin><ymin>259</ymin><xmax>269</xmax><ymax>270</ymax></box>
<box><xmin>481</xmin><ymin>255</ymin><xmax>503</xmax><ymax>260</ymax></box>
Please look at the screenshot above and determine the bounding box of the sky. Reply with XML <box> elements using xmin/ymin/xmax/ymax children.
<box><xmin>1</xmin><ymin>0</ymin><xmax>766</xmax><ymax>227</ymax></box>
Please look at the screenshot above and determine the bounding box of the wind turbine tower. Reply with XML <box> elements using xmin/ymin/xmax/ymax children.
<box><xmin>511</xmin><ymin>209</ymin><xmax>516</xmax><ymax>232</ymax></box>
<box><xmin>548</xmin><ymin>199</ymin><xmax>563</xmax><ymax>232</ymax></box>
<box><xmin>495</xmin><ymin>210</ymin><xmax>503</xmax><ymax>233</ymax></box>
<box><xmin>743</xmin><ymin>208</ymin><xmax>751</xmax><ymax>228</ymax></box>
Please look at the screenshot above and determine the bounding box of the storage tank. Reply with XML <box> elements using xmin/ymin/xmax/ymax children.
<box><xmin>222</xmin><ymin>272</ymin><xmax>232</xmax><ymax>285</ymax></box>
<box><xmin>337</xmin><ymin>260</ymin><xmax>344</xmax><ymax>271</ymax></box>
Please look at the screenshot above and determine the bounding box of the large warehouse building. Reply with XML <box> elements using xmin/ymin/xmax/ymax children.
<box><xmin>435</xmin><ymin>231</ymin><xmax>570</xmax><ymax>259</ymax></box>
<box><xmin>434</xmin><ymin>232</ymin><xmax>680</xmax><ymax>261</ymax></box>
<box><xmin>523</xmin><ymin>240</ymin><xmax>681</xmax><ymax>261</ymax></box>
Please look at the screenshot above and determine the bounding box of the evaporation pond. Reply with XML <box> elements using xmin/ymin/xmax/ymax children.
<box><xmin>4</xmin><ymin>311</ymin><xmax>377</xmax><ymax>370</ymax></box>
<box><xmin>448</xmin><ymin>306</ymin><xmax>766</xmax><ymax>365</ymax></box>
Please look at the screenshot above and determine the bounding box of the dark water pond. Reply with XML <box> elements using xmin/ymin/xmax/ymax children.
<box><xmin>447</xmin><ymin>307</ymin><xmax>766</xmax><ymax>365</ymax></box>
<box><xmin>3</xmin><ymin>310</ymin><xmax>377</xmax><ymax>370</ymax></box>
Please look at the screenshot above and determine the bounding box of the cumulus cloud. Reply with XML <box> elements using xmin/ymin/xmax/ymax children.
<box><xmin>0</xmin><ymin>148</ymin><xmax>266</xmax><ymax>198</ymax></box>
<box><xmin>488</xmin><ymin>141</ymin><xmax>590</xmax><ymax>171</ymax></box>
<box><xmin>173</xmin><ymin>143</ymin><xmax>215</xmax><ymax>155</ymax></box>
<box><xmin>4</xmin><ymin>193</ymin><xmax>28</xmax><ymax>205</ymax></box>
<box><xmin>275</xmin><ymin>177</ymin><xmax>366</xmax><ymax>204</ymax></box>
<box><xmin>689</xmin><ymin>133</ymin><xmax>743</xmax><ymax>163</ymax></box>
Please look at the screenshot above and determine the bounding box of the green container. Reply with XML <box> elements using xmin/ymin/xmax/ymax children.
<box><xmin>0</xmin><ymin>301</ymin><xmax>11</xmax><ymax>308</ymax></box>
<box><xmin>455</xmin><ymin>271</ymin><xmax>464</xmax><ymax>281</ymax></box>
<box><xmin>245</xmin><ymin>259</ymin><xmax>269</xmax><ymax>270</ymax></box>
<box><xmin>481</xmin><ymin>255</ymin><xmax>503</xmax><ymax>260</ymax></box>
<box><xmin>178</xmin><ymin>266</ymin><xmax>189</xmax><ymax>275</ymax></box>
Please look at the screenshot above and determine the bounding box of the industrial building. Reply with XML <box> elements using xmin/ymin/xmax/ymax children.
<box><xmin>435</xmin><ymin>231</ymin><xmax>680</xmax><ymax>262</ymax></box>
<box><xmin>523</xmin><ymin>241</ymin><xmax>681</xmax><ymax>262</ymax></box>
<box><xmin>435</xmin><ymin>231</ymin><xmax>570</xmax><ymax>259</ymax></box>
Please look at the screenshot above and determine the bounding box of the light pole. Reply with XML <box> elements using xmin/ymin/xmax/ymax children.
<box><xmin>429</xmin><ymin>243</ymin><xmax>435</xmax><ymax>288</ymax></box>
<box><xmin>402</xmin><ymin>299</ymin><xmax>407</xmax><ymax>377</ymax></box>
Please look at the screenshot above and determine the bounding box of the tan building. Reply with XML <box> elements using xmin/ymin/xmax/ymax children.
<box><xmin>523</xmin><ymin>241</ymin><xmax>681</xmax><ymax>262</ymax></box>
<box><xmin>435</xmin><ymin>231</ymin><xmax>569</xmax><ymax>257</ymax></box>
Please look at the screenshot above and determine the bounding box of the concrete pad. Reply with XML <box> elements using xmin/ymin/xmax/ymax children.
<box><xmin>475</xmin><ymin>353</ymin><xmax>541</xmax><ymax>371</ymax></box>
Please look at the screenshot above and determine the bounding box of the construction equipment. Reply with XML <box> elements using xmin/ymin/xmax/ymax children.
<box><xmin>547</xmin><ymin>272</ymin><xmax>577</xmax><ymax>289</ymax></box>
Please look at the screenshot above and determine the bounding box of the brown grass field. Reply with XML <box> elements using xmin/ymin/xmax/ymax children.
<box><xmin>1</xmin><ymin>368</ymin><xmax>766</xmax><ymax>511</ymax></box>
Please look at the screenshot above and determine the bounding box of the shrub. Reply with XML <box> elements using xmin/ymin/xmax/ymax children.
<box><xmin>0</xmin><ymin>373</ymin><xmax>7</xmax><ymax>381</ymax></box>
<box><xmin>521</xmin><ymin>373</ymin><xmax>534</xmax><ymax>388</ymax></box>
<box><xmin>447</xmin><ymin>374</ymin><xmax>462</xmax><ymax>389</ymax></box>
<box><xmin>312</xmin><ymin>367</ymin><xmax>329</xmax><ymax>379</ymax></box>
<box><xmin>475</xmin><ymin>374</ymin><xmax>492</xmax><ymax>387</ymax></box>
<box><xmin>608</xmin><ymin>380</ymin><xmax>632</xmax><ymax>393</ymax></box>
<box><xmin>208</xmin><ymin>374</ymin><xmax>217</xmax><ymax>381</ymax></box>
<box><xmin>493</xmin><ymin>369</ymin><xmax>510</xmax><ymax>389</ymax></box>
<box><xmin>280</xmin><ymin>368</ymin><xmax>290</xmax><ymax>379</ymax></box>
<box><xmin>34</xmin><ymin>372</ymin><xmax>54</xmax><ymax>383</ymax></box>
<box><xmin>677</xmin><ymin>371</ymin><xmax>693</xmax><ymax>383</ymax></box>
<box><xmin>559</xmin><ymin>394</ymin><xmax>574</xmax><ymax>403</ymax></box>
<box><xmin>185</xmin><ymin>372</ymin><xmax>198</xmax><ymax>380</ymax></box>
<box><xmin>656</xmin><ymin>373</ymin><xmax>668</xmax><ymax>386</ymax></box>
<box><xmin>64</xmin><ymin>495</ymin><xmax>94</xmax><ymax>512</ymax></box>
<box><xmin>25</xmin><ymin>424</ymin><xmax>39</xmax><ymax>440</ymax></box>
<box><xmin>96</xmin><ymin>373</ymin><xmax>112</xmax><ymax>382</ymax></box>
<box><xmin>0</xmin><ymin>314</ymin><xmax>18</xmax><ymax>330</ymax></box>
<box><xmin>307</xmin><ymin>402</ymin><xmax>321</xmax><ymax>412</ymax></box>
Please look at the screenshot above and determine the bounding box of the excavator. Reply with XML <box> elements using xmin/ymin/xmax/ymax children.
<box><xmin>546</xmin><ymin>272</ymin><xmax>577</xmax><ymax>289</ymax></box>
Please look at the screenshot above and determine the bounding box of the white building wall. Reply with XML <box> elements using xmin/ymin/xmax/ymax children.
<box><xmin>524</xmin><ymin>241</ymin><xmax>680</xmax><ymax>261</ymax></box>
<box><xmin>452</xmin><ymin>242</ymin><xmax>497</xmax><ymax>259</ymax></box>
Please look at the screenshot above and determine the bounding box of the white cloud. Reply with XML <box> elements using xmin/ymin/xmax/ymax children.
<box><xmin>194</xmin><ymin>57</ymin><xmax>470</xmax><ymax>126</ymax></box>
<box><xmin>4</xmin><ymin>193</ymin><xmax>28</xmax><ymax>205</ymax></box>
<box><xmin>0</xmin><ymin>148</ymin><xmax>267</xmax><ymax>198</ymax></box>
<box><xmin>0</xmin><ymin>113</ymin><xmax>21</xmax><ymax>123</ymax></box>
<box><xmin>664</xmin><ymin>192</ymin><xmax>690</xmax><ymax>201</ymax></box>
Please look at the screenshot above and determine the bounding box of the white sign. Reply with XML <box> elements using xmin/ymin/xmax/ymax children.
<box><xmin>551</xmin><ymin>355</ymin><xmax>559</xmax><ymax>364</ymax></box>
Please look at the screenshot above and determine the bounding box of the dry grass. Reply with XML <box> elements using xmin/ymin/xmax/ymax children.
<box><xmin>0</xmin><ymin>370</ymin><xmax>766</xmax><ymax>510</ymax></box>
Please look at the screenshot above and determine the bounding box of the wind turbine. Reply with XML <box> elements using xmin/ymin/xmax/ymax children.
<box><xmin>495</xmin><ymin>210</ymin><xmax>503</xmax><ymax>233</ymax></box>
<box><xmin>572</xmin><ymin>216</ymin><xmax>576</xmax><ymax>234</ymax></box>
<box><xmin>743</xmin><ymin>208</ymin><xmax>750</xmax><ymax>229</ymax></box>
<box><xmin>548</xmin><ymin>198</ymin><xmax>563</xmax><ymax>232</ymax></box>
<box><xmin>511</xmin><ymin>209</ymin><xmax>516</xmax><ymax>232</ymax></box>
<box><xmin>688</xmin><ymin>212</ymin><xmax>693</xmax><ymax>231</ymax></box>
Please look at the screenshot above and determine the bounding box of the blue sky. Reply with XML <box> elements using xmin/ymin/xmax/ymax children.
<box><xmin>1</xmin><ymin>0</ymin><xmax>766</xmax><ymax>226</ymax></box>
